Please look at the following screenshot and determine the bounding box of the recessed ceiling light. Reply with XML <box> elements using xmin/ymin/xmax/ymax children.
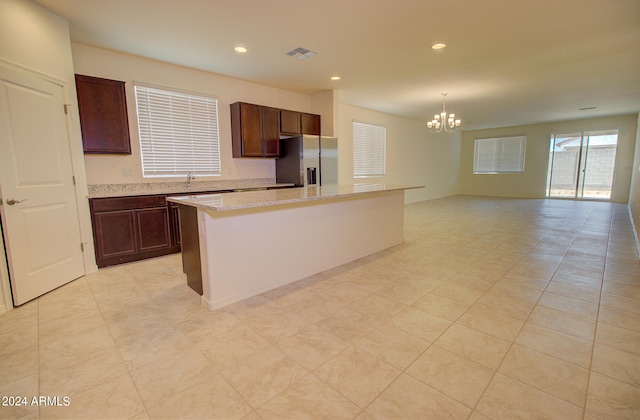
<box><xmin>234</xmin><ymin>46</ymin><xmax>247</xmax><ymax>53</ymax></box>
<box><xmin>431</xmin><ymin>42</ymin><xmax>447</xmax><ymax>50</ymax></box>
<box><xmin>330</xmin><ymin>76</ymin><xmax>341</xmax><ymax>81</ymax></box>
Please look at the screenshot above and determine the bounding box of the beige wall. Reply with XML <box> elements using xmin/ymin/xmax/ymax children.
<box><xmin>1</xmin><ymin>0</ymin><xmax>73</xmax><ymax>80</ymax></box>
<box><xmin>72</xmin><ymin>43</ymin><xmax>325</xmax><ymax>185</ymax></box>
<box><xmin>628</xmin><ymin>114</ymin><xmax>640</xmax><ymax>254</ymax></box>
<box><xmin>311</xmin><ymin>90</ymin><xmax>338</xmax><ymax>137</ymax></box>
<box><xmin>337</xmin><ymin>103</ymin><xmax>461</xmax><ymax>203</ymax></box>
<box><xmin>460</xmin><ymin>114</ymin><xmax>638</xmax><ymax>203</ymax></box>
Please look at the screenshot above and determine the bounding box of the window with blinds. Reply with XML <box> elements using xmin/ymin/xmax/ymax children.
<box><xmin>473</xmin><ymin>135</ymin><xmax>526</xmax><ymax>174</ymax></box>
<box><xmin>353</xmin><ymin>121</ymin><xmax>386</xmax><ymax>177</ymax></box>
<box><xmin>135</xmin><ymin>84</ymin><xmax>221</xmax><ymax>177</ymax></box>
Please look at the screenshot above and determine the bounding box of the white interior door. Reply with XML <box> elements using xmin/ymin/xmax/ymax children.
<box><xmin>0</xmin><ymin>65</ymin><xmax>84</xmax><ymax>306</ymax></box>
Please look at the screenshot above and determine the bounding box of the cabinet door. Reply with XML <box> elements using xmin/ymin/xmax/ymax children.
<box><xmin>93</xmin><ymin>210</ymin><xmax>137</xmax><ymax>261</ymax></box>
<box><xmin>239</xmin><ymin>103</ymin><xmax>264</xmax><ymax>157</ymax></box>
<box><xmin>136</xmin><ymin>207</ymin><xmax>171</xmax><ymax>251</ymax></box>
<box><xmin>75</xmin><ymin>74</ymin><xmax>131</xmax><ymax>154</ymax></box>
<box><xmin>280</xmin><ymin>109</ymin><xmax>301</xmax><ymax>134</ymax></box>
<box><xmin>301</xmin><ymin>113</ymin><xmax>321</xmax><ymax>135</ymax></box>
<box><xmin>261</xmin><ymin>106</ymin><xmax>281</xmax><ymax>157</ymax></box>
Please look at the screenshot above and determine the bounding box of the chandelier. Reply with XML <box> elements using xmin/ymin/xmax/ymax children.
<box><xmin>427</xmin><ymin>93</ymin><xmax>461</xmax><ymax>133</ymax></box>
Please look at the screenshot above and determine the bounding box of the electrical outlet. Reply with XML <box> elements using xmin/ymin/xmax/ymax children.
<box><xmin>122</xmin><ymin>167</ymin><xmax>132</xmax><ymax>177</ymax></box>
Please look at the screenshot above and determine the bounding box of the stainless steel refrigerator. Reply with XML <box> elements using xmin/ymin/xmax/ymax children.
<box><xmin>276</xmin><ymin>135</ymin><xmax>338</xmax><ymax>186</ymax></box>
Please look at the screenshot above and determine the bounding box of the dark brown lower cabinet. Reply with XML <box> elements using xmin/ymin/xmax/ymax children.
<box><xmin>90</xmin><ymin>195</ymin><xmax>180</xmax><ymax>267</ymax></box>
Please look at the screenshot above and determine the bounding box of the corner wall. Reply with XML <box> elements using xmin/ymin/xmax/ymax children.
<box><xmin>337</xmin><ymin>103</ymin><xmax>461</xmax><ymax>203</ymax></box>
<box><xmin>460</xmin><ymin>114</ymin><xmax>638</xmax><ymax>203</ymax></box>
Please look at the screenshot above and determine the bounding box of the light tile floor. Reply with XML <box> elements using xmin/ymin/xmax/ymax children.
<box><xmin>1</xmin><ymin>196</ymin><xmax>639</xmax><ymax>419</ymax></box>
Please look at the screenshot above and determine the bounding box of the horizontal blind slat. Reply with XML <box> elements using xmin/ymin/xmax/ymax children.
<box><xmin>474</xmin><ymin>136</ymin><xmax>526</xmax><ymax>174</ymax></box>
<box><xmin>135</xmin><ymin>85</ymin><xmax>221</xmax><ymax>177</ymax></box>
<box><xmin>353</xmin><ymin>122</ymin><xmax>386</xmax><ymax>177</ymax></box>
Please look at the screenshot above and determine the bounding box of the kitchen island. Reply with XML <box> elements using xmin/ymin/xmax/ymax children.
<box><xmin>168</xmin><ymin>184</ymin><xmax>422</xmax><ymax>310</ymax></box>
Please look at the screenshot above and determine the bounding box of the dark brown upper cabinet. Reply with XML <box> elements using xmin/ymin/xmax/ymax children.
<box><xmin>75</xmin><ymin>74</ymin><xmax>131</xmax><ymax>154</ymax></box>
<box><xmin>231</xmin><ymin>101</ymin><xmax>321</xmax><ymax>158</ymax></box>
<box><xmin>280</xmin><ymin>110</ymin><xmax>321</xmax><ymax>136</ymax></box>
<box><xmin>231</xmin><ymin>102</ymin><xmax>280</xmax><ymax>157</ymax></box>
<box><xmin>280</xmin><ymin>109</ymin><xmax>301</xmax><ymax>134</ymax></box>
<box><xmin>301</xmin><ymin>113</ymin><xmax>321</xmax><ymax>135</ymax></box>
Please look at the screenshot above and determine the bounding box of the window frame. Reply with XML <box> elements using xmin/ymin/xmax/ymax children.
<box><xmin>134</xmin><ymin>83</ymin><xmax>221</xmax><ymax>178</ymax></box>
<box><xmin>473</xmin><ymin>135</ymin><xmax>527</xmax><ymax>174</ymax></box>
<box><xmin>352</xmin><ymin>121</ymin><xmax>386</xmax><ymax>178</ymax></box>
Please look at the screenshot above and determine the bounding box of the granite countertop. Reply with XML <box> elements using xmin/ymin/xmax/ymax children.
<box><xmin>167</xmin><ymin>184</ymin><xmax>424</xmax><ymax>212</ymax></box>
<box><xmin>87</xmin><ymin>178</ymin><xmax>293</xmax><ymax>198</ymax></box>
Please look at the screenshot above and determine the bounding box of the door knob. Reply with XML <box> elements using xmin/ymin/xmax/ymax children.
<box><xmin>6</xmin><ymin>198</ymin><xmax>27</xmax><ymax>205</ymax></box>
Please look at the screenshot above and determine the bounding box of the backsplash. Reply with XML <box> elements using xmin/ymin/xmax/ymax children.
<box><xmin>87</xmin><ymin>178</ymin><xmax>278</xmax><ymax>198</ymax></box>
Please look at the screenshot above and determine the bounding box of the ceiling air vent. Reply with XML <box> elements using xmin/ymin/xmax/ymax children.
<box><xmin>286</xmin><ymin>47</ymin><xmax>316</xmax><ymax>60</ymax></box>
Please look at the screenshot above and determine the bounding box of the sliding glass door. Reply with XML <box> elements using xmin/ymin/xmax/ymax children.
<box><xmin>546</xmin><ymin>129</ymin><xmax>619</xmax><ymax>200</ymax></box>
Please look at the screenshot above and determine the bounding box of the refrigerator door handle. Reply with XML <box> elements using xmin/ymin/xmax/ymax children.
<box><xmin>307</xmin><ymin>167</ymin><xmax>317</xmax><ymax>185</ymax></box>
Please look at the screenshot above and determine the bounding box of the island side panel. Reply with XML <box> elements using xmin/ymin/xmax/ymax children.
<box><xmin>198</xmin><ymin>190</ymin><xmax>405</xmax><ymax>310</ymax></box>
<box><xmin>178</xmin><ymin>204</ymin><xmax>203</xmax><ymax>295</ymax></box>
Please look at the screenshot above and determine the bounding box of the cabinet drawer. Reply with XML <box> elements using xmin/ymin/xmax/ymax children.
<box><xmin>91</xmin><ymin>195</ymin><xmax>167</xmax><ymax>212</ymax></box>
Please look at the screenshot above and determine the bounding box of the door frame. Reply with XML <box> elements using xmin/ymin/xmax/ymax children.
<box><xmin>546</xmin><ymin>129</ymin><xmax>619</xmax><ymax>201</ymax></box>
<box><xmin>0</xmin><ymin>59</ymin><xmax>98</xmax><ymax>311</ymax></box>
<box><xmin>0</xmin><ymin>226</ymin><xmax>11</xmax><ymax>313</ymax></box>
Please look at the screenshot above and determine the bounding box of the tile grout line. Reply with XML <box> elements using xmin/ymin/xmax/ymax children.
<box><xmin>86</xmin><ymin>275</ymin><xmax>152</xmax><ymax>419</ymax></box>
<box><xmin>364</xmin><ymin>228</ymin><xmax>528</xmax><ymax>416</ymax></box>
<box><xmin>468</xmin><ymin>209</ymin><xmax>596</xmax><ymax>417</ymax></box>
<box><xmin>366</xmin><ymin>206</ymin><xmax>546</xmax><ymax>415</ymax></box>
<box><xmin>579</xmin><ymin>205</ymin><xmax>613</xmax><ymax>419</ymax></box>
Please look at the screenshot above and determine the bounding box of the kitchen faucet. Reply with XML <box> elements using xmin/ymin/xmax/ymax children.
<box><xmin>186</xmin><ymin>172</ymin><xmax>196</xmax><ymax>185</ymax></box>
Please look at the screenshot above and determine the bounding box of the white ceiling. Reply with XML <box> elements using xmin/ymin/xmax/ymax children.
<box><xmin>35</xmin><ymin>0</ymin><xmax>640</xmax><ymax>130</ymax></box>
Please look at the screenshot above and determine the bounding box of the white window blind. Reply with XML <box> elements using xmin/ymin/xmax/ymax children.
<box><xmin>135</xmin><ymin>85</ymin><xmax>221</xmax><ymax>177</ymax></box>
<box><xmin>353</xmin><ymin>121</ymin><xmax>386</xmax><ymax>177</ymax></box>
<box><xmin>474</xmin><ymin>136</ymin><xmax>526</xmax><ymax>174</ymax></box>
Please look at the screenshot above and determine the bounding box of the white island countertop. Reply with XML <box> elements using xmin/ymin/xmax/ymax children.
<box><xmin>167</xmin><ymin>184</ymin><xmax>423</xmax><ymax>212</ymax></box>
